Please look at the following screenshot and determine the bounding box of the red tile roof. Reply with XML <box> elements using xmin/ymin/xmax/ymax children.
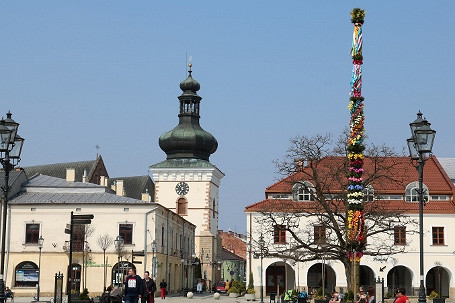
<box><xmin>245</xmin><ymin>156</ymin><xmax>455</xmax><ymax>215</ymax></box>
<box><xmin>266</xmin><ymin>156</ymin><xmax>453</xmax><ymax>194</ymax></box>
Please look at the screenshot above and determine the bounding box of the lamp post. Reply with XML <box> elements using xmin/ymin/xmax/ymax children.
<box><xmin>151</xmin><ymin>240</ymin><xmax>157</xmax><ymax>279</ymax></box>
<box><xmin>407</xmin><ymin>111</ymin><xmax>436</xmax><ymax>303</ymax></box>
<box><xmin>114</xmin><ymin>235</ymin><xmax>124</xmax><ymax>287</ymax></box>
<box><xmin>180</xmin><ymin>254</ymin><xmax>185</xmax><ymax>294</ymax></box>
<box><xmin>257</xmin><ymin>234</ymin><xmax>266</xmax><ymax>303</ymax></box>
<box><xmin>0</xmin><ymin>112</ymin><xmax>24</xmax><ymax>303</ymax></box>
<box><xmin>37</xmin><ymin>236</ymin><xmax>44</xmax><ymax>301</ymax></box>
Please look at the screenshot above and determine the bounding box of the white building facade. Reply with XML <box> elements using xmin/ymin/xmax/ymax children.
<box><xmin>245</xmin><ymin>156</ymin><xmax>455</xmax><ymax>298</ymax></box>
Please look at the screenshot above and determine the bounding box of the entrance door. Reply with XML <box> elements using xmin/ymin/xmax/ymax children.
<box><xmin>266</xmin><ymin>265</ymin><xmax>285</xmax><ymax>295</ymax></box>
<box><xmin>70</xmin><ymin>264</ymin><xmax>82</xmax><ymax>293</ymax></box>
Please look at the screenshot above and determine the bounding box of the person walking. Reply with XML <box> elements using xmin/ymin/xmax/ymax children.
<box><xmin>142</xmin><ymin>271</ymin><xmax>157</xmax><ymax>303</ymax></box>
<box><xmin>124</xmin><ymin>268</ymin><xmax>144</xmax><ymax>303</ymax></box>
<box><xmin>159</xmin><ymin>279</ymin><xmax>167</xmax><ymax>300</ymax></box>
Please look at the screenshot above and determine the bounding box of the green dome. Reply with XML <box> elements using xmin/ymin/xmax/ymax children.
<box><xmin>159</xmin><ymin>69</ymin><xmax>218</xmax><ymax>161</ymax></box>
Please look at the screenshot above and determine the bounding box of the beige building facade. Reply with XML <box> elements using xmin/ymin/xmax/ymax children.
<box><xmin>6</xmin><ymin>173</ymin><xmax>195</xmax><ymax>297</ymax></box>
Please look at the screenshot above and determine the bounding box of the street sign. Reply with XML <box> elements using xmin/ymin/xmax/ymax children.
<box><xmin>73</xmin><ymin>219</ymin><xmax>92</xmax><ymax>224</ymax></box>
<box><xmin>132</xmin><ymin>261</ymin><xmax>142</xmax><ymax>264</ymax></box>
<box><xmin>73</xmin><ymin>214</ymin><xmax>94</xmax><ymax>220</ymax></box>
<box><xmin>132</xmin><ymin>250</ymin><xmax>145</xmax><ymax>256</ymax></box>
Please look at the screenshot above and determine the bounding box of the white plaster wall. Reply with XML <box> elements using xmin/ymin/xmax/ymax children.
<box><xmin>246</xmin><ymin>211</ymin><xmax>455</xmax><ymax>296</ymax></box>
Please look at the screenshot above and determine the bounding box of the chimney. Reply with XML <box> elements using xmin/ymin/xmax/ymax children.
<box><xmin>82</xmin><ymin>170</ymin><xmax>87</xmax><ymax>183</ymax></box>
<box><xmin>141</xmin><ymin>189</ymin><xmax>151</xmax><ymax>202</ymax></box>
<box><xmin>66</xmin><ymin>168</ymin><xmax>76</xmax><ymax>182</ymax></box>
<box><xmin>116</xmin><ymin>180</ymin><xmax>124</xmax><ymax>196</ymax></box>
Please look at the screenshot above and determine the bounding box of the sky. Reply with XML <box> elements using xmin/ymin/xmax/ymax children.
<box><xmin>1</xmin><ymin>1</ymin><xmax>454</xmax><ymax>233</ymax></box>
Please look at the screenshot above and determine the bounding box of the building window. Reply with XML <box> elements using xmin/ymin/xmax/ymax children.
<box><xmin>25</xmin><ymin>224</ymin><xmax>40</xmax><ymax>244</ymax></box>
<box><xmin>119</xmin><ymin>224</ymin><xmax>133</xmax><ymax>245</ymax></box>
<box><xmin>314</xmin><ymin>225</ymin><xmax>326</xmax><ymax>244</ymax></box>
<box><xmin>363</xmin><ymin>185</ymin><xmax>374</xmax><ymax>202</ymax></box>
<box><xmin>292</xmin><ymin>181</ymin><xmax>315</xmax><ymax>201</ymax></box>
<box><xmin>432</xmin><ymin>227</ymin><xmax>444</xmax><ymax>245</ymax></box>
<box><xmin>213</xmin><ymin>198</ymin><xmax>216</xmax><ymax>218</ymax></box>
<box><xmin>14</xmin><ymin>261</ymin><xmax>38</xmax><ymax>287</ymax></box>
<box><xmin>394</xmin><ymin>226</ymin><xmax>406</xmax><ymax>245</ymax></box>
<box><xmin>274</xmin><ymin>225</ymin><xmax>286</xmax><ymax>244</ymax></box>
<box><xmin>177</xmin><ymin>198</ymin><xmax>188</xmax><ymax>215</ymax></box>
<box><xmin>405</xmin><ymin>181</ymin><xmax>429</xmax><ymax>202</ymax></box>
<box><xmin>161</xmin><ymin>225</ymin><xmax>165</xmax><ymax>247</ymax></box>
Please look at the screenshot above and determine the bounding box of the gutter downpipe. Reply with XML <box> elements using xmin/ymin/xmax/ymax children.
<box><xmin>143</xmin><ymin>206</ymin><xmax>158</xmax><ymax>273</ymax></box>
<box><xmin>166</xmin><ymin>209</ymin><xmax>170</xmax><ymax>292</ymax></box>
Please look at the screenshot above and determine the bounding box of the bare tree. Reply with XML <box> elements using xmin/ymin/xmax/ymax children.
<box><xmin>97</xmin><ymin>234</ymin><xmax>114</xmax><ymax>290</ymax></box>
<box><xmin>254</xmin><ymin>133</ymin><xmax>418</xmax><ymax>290</ymax></box>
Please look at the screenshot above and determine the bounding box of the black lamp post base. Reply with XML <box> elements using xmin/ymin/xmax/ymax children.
<box><xmin>418</xmin><ymin>284</ymin><xmax>427</xmax><ymax>303</ymax></box>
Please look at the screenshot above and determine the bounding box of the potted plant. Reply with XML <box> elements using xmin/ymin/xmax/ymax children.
<box><xmin>228</xmin><ymin>286</ymin><xmax>240</xmax><ymax>298</ymax></box>
<box><xmin>314</xmin><ymin>288</ymin><xmax>328</xmax><ymax>303</ymax></box>
<box><xmin>245</xmin><ymin>272</ymin><xmax>256</xmax><ymax>301</ymax></box>
<box><xmin>429</xmin><ymin>290</ymin><xmax>445</xmax><ymax>303</ymax></box>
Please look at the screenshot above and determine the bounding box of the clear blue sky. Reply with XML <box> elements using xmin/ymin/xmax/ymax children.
<box><xmin>1</xmin><ymin>1</ymin><xmax>454</xmax><ymax>233</ymax></box>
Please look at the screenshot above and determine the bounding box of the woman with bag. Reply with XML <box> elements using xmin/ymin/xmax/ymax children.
<box><xmin>142</xmin><ymin>271</ymin><xmax>157</xmax><ymax>303</ymax></box>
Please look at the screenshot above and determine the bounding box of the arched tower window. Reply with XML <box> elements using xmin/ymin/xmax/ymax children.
<box><xmin>212</xmin><ymin>198</ymin><xmax>216</xmax><ymax>218</ymax></box>
<box><xmin>176</xmin><ymin>197</ymin><xmax>188</xmax><ymax>215</ymax></box>
<box><xmin>292</xmin><ymin>181</ymin><xmax>315</xmax><ymax>201</ymax></box>
<box><xmin>405</xmin><ymin>181</ymin><xmax>429</xmax><ymax>202</ymax></box>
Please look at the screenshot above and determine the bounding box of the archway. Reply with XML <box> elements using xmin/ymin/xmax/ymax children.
<box><xmin>307</xmin><ymin>263</ymin><xmax>336</xmax><ymax>295</ymax></box>
<box><xmin>387</xmin><ymin>266</ymin><xmax>413</xmax><ymax>296</ymax></box>
<box><xmin>265</xmin><ymin>262</ymin><xmax>295</xmax><ymax>295</ymax></box>
<box><xmin>426</xmin><ymin>266</ymin><xmax>451</xmax><ymax>297</ymax></box>
<box><xmin>359</xmin><ymin>265</ymin><xmax>375</xmax><ymax>289</ymax></box>
<box><xmin>112</xmin><ymin>261</ymin><xmax>136</xmax><ymax>287</ymax></box>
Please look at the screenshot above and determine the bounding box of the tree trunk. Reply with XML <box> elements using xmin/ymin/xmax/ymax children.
<box><xmin>343</xmin><ymin>258</ymin><xmax>360</xmax><ymax>294</ymax></box>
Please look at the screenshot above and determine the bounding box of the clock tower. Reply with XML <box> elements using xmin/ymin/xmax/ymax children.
<box><xmin>150</xmin><ymin>64</ymin><xmax>224</xmax><ymax>287</ymax></box>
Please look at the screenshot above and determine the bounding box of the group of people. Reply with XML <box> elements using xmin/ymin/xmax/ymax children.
<box><xmin>102</xmin><ymin>268</ymin><xmax>168</xmax><ymax>303</ymax></box>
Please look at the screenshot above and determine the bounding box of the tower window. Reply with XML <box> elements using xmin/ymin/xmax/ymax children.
<box><xmin>177</xmin><ymin>198</ymin><xmax>188</xmax><ymax>215</ymax></box>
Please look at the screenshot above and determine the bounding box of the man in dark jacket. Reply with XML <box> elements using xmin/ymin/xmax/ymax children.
<box><xmin>142</xmin><ymin>271</ymin><xmax>156</xmax><ymax>303</ymax></box>
<box><xmin>124</xmin><ymin>268</ymin><xmax>143</xmax><ymax>303</ymax></box>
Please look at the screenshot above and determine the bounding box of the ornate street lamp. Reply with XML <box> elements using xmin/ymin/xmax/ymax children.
<box><xmin>0</xmin><ymin>112</ymin><xmax>24</xmax><ymax>303</ymax></box>
<box><xmin>407</xmin><ymin>111</ymin><xmax>436</xmax><ymax>303</ymax></box>
<box><xmin>256</xmin><ymin>234</ymin><xmax>266</xmax><ymax>303</ymax></box>
<box><xmin>37</xmin><ymin>236</ymin><xmax>44</xmax><ymax>301</ymax></box>
<box><xmin>114</xmin><ymin>235</ymin><xmax>124</xmax><ymax>287</ymax></box>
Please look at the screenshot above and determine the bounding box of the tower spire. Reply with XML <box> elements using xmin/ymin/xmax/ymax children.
<box><xmin>158</xmin><ymin>64</ymin><xmax>218</xmax><ymax>161</ymax></box>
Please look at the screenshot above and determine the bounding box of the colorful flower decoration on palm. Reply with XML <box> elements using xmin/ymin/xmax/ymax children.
<box><xmin>346</xmin><ymin>8</ymin><xmax>367</xmax><ymax>261</ymax></box>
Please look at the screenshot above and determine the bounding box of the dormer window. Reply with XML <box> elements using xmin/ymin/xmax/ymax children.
<box><xmin>292</xmin><ymin>181</ymin><xmax>315</xmax><ymax>201</ymax></box>
<box><xmin>405</xmin><ymin>181</ymin><xmax>429</xmax><ymax>202</ymax></box>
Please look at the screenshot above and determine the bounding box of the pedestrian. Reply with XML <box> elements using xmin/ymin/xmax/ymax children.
<box><xmin>367</xmin><ymin>287</ymin><xmax>375</xmax><ymax>303</ymax></box>
<box><xmin>356</xmin><ymin>287</ymin><xmax>366</xmax><ymax>303</ymax></box>
<box><xmin>142</xmin><ymin>271</ymin><xmax>157</xmax><ymax>303</ymax></box>
<box><xmin>329</xmin><ymin>292</ymin><xmax>341</xmax><ymax>303</ymax></box>
<box><xmin>159</xmin><ymin>279</ymin><xmax>167</xmax><ymax>299</ymax></box>
<box><xmin>124</xmin><ymin>268</ymin><xmax>144</xmax><ymax>303</ymax></box>
<box><xmin>196</xmin><ymin>280</ymin><xmax>202</xmax><ymax>294</ymax></box>
<box><xmin>394</xmin><ymin>288</ymin><xmax>410</xmax><ymax>303</ymax></box>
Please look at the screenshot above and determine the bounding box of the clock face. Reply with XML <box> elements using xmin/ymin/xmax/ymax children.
<box><xmin>175</xmin><ymin>182</ymin><xmax>189</xmax><ymax>195</ymax></box>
